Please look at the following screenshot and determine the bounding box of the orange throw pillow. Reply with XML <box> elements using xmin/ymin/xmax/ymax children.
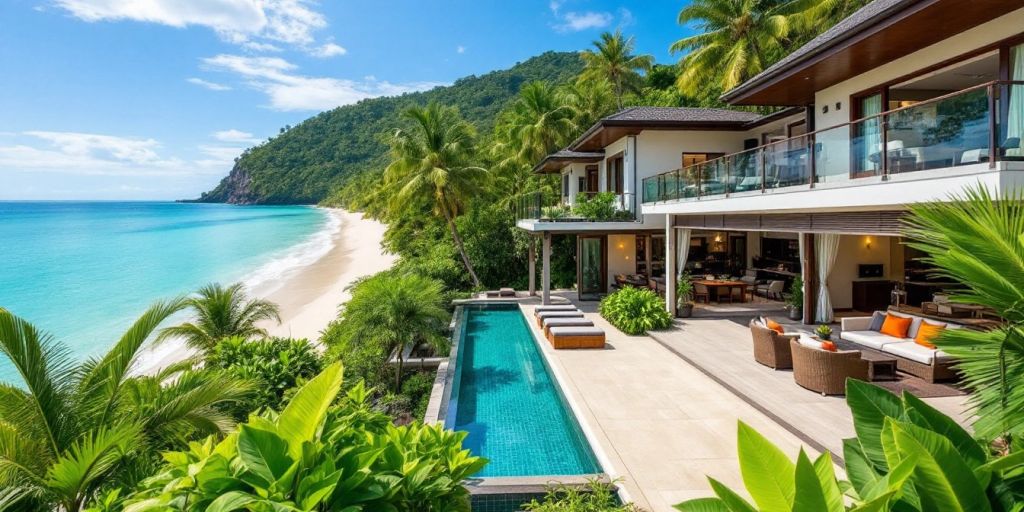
<box><xmin>879</xmin><ymin>314</ymin><xmax>913</xmax><ymax>338</ymax></box>
<box><xmin>915</xmin><ymin>322</ymin><xmax>945</xmax><ymax>349</ymax></box>
<box><xmin>765</xmin><ymin>318</ymin><xmax>784</xmax><ymax>334</ymax></box>
<box><xmin>821</xmin><ymin>340</ymin><xmax>837</xmax><ymax>352</ymax></box>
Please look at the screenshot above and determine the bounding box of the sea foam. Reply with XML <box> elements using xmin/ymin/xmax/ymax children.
<box><xmin>241</xmin><ymin>208</ymin><xmax>343</xmax><ymax>296</ymax></box>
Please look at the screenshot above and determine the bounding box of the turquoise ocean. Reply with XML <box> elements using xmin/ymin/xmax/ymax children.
<box><xmin>0</xmin><ymin>202</ymin><xmax>333</xmax><ymax>383</ymax></box>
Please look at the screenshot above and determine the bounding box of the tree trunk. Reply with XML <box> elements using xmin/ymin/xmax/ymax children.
<box><xmin>395</xmin><ymin>345</ymin><xmax>404</xmax><ymax>393</ymax></box>
<box><xmin>441</xmin><ymin>202</ymin><xmax>482</xmax><ymax>288</ymax></box>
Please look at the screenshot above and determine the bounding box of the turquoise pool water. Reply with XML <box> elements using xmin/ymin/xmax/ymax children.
<box><xmin>450</xmin><ymin>303</ymin><xmax>600</xmax><ymax>477</ymax></box>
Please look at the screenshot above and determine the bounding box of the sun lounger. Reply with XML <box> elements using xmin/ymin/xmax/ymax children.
<box><xmin>534</xmin><ymin>305</ymin><xmax>578</xmax><ymax>315</ymax></box>
<box><xmin>547</xmin><ymin>326</ymin><xmax>606</xmax><ymax>349</ymax></box>
<box><xmin>542</xmin><ymin>317</ymin><xmax>595</xmax><ymax>336</ymax></box>
<box><xmin>499</xmin><ymin>287</ymin><xmax>515</xmax><ymax>297</ymax></box>
<box><xmin>535</xmin><ymin>310</ymin><xmax>584</xmax><ymax>328</ymax></box>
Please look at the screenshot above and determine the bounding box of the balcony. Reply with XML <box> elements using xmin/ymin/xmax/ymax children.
<box><xmin>642</xmin><ymin>81</ymin><xmax>1024</xmax><ymax>205</ymax></box>
<box><xmin>515</xmin><ymin>191</ymin><xmax>637</xmax><ymax>222</ymax></box>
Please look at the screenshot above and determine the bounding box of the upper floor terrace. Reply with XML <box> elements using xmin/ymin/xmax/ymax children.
<box><xmin>642</xmin><ymin>81</ymin><xmax>1024</xmax><ymax>215</ymax></box>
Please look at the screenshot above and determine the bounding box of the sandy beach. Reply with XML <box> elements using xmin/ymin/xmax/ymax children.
<box><xmin>134</xmin><ymin>208</ymin><xmax>395</xmax><ymax>375</ymax></box>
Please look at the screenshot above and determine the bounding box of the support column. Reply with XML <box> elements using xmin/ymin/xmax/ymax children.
<box><xmin>801</xmin><ymin>232</ymin><xmax>817</xmax><ymax>325</ymax></box>
<box><xmin>665</xmin><ymin>215</ymin><xmax>676</xmax><ymax>316</ymax></box>
<box><xmin>528</xmin><ymin>235</ymin><xmax>536</xmax><ymax>296</ymax></box>
<box><xmin>542</xmin><ymin>232</ymin><xmax>552</xmax><ymax>305</ymax></box>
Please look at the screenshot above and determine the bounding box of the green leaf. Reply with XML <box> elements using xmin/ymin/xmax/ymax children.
<box><xmin>846</xmin><ymin>380</ymin><xmax>905</xmax><ymax>471</ymax></box>
<box><xmin>861</xmin><ymin>451</ymin><xmax>916</xmax><ymax>501</ymax></box>
<box><xmin>889</xmin><ymin>419</ymin><xmax>991</xmax><ymax>512</ymax></box>
<box><xmin>736</xmin><ymin>421</ymin><xmax>794</xmax><ymax>512</ymax></box>
<box><xmin>206</xmin><ymin>491</ymin><xmax>259</xmax><ymax>512</ymax></box>
<box><xmin>277</xmin><ymin>362</ymin><xmax>343</xmax><ymax>457</ymax></box>
<box><xmin>902</xmin><ymin>392</ymin><xmax>986</xmax><ymax>469</ymax></box>
<box><xmin>812</xmin><ymin>452</ymin><xmax>844</xmax><ymax>512</ymax></box>
<box><xmin>237</xmin><ymin>425</ymin><xmax>293</xmax><ymax>486</ymax></box>
<box><xmin>843</xmin><ymin>438</ymin><xmax>881</xmax><ymax>497</ymax></box>
<box><xmin>44</xmin><ymin>423</ymin><xmax>139</xmax><ymax>504</ymax></box>
<box><xmin>792</xmin><ymin>450</ymin><xmax>831</xmax><ymax>512</ymax></box>
<box><xmin>978</xmin><ymin>449</ymin><xmax>1024</xmax><ymax>475</ymax></box>
<box><xmin>707</xmin><ymin>477</ymin><xmax>756</xmax><ymax>512</ymax></box>
<box><xmin>673</xmin><ymin>497</ymin><xmax>730</xmax><ymax>512</ymax></box>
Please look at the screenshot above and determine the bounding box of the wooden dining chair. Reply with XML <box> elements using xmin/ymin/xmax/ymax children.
<box><xmin>693</xmin><ymin>283</ymin><xmax>710</xmax><ymax>304</ymax></box>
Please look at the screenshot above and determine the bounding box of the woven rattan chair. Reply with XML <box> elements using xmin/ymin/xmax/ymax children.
<box><xmin>790</xmin><ymin>339</ymin><xmax>869</xmax><ymax>395</ymax></box>
<box><xmin>750</xmin><ymin>319</ymin><xmax>797</xmax><ymax>369</ymax></box>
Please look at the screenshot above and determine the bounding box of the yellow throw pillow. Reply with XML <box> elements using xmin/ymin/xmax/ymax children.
<box><xmin>915</xmin><ymin>322</ymin><xmax>946</xmax><ymax>349</ymax></box>
<box><xmin>880</xmin><ymin>314</ymin><xmax>913</xmax><ymax>339</ymax></box>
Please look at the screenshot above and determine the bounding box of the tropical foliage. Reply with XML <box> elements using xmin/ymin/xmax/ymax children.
<box><xmin>206</xmin><ymin>336</ymin><xmax>324</xmax><ymax>412</ymax></box>
<box><xmin>598</xmin><ymin>286</ymin><xmax>673</xmax><ymax>335</ymax></box>
<box><xmin>674</xmin><ymin>379</ymin><xmax>1024</xmax><ymax>511</ymax></box>
<box><xmin>106</xmin><ymin>363</ymin><xmax>487</xmax><ymax>511</ymax></box>
<box><xmin>580</xmin><ymin>30</ymin><xmax>654</xmax><ymax>108</ymax></box>
<box><xmin>903</xmin><ymin>185</ymin><xmax>1024</xmax><ymax>447</ymax></box>
<box><xmin>158</xmin><ymin>282</ymin><xmax>281</xmax><ymax>355</ymax></box>
<box><xmin>323</xmin><ymin>272</ymin><xmax>448</xmax><ymax>392</ymax></box>
<box><xmin>523</xmin><ymin>480</ymin><xmax>638</xmax><ymax>511</ymax></box>
<box><xmin>0</xmin><ymin>304</ymin><xmax>251</xmax><ymax>511</ymax></box>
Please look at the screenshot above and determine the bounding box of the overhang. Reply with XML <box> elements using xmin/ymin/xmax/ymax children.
<box><xmin>532</xmin><ymin>150</ymin><xmax>605</xmax><ymax>174</ymax></box>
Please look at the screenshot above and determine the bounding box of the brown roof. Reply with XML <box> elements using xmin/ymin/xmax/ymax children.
<box><xmin>532</xmin><ymin>149</ymin><xmax>605</xmax><ymax>173</ymax></box>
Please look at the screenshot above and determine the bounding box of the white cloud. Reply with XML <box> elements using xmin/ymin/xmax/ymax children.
<box><xmin>186</xmin><ymin>77</ymin><xmax>232</xmax><ymax>91</ymax></box>
<box><xmin>53</xmin><ymin>0</ymin><xmax>328</xmax><ymax>50</ymax></box>
<box><xmin>311</xmin><ymin>42</ymin><xmax>346</xmax><ymax>58</ymax></box>
<box><xmin>241</xmin><ymin>41</ymin><xmax>282</xmax><ymax>52</ymax></box>
<box><xmin>195</xmin><ymin>145</ymin><xmax>246</xmax><ymax>169</ymax></box>
<box><xmin>549</xmin><ymin>0</ymin><xmax>563</xmax><ymax>15</ymax></box>
<box><xmin>0</xmin><ymin>131</ymin><xmax>191</xmax><ymax>176</ymax></box>
<box><xmin>202</xmin><ymin>54</ymin><xmax>446</xmax><ymax>111</ymax></box>
<box><xmin>618</xmin><ymin>7</ymin><xmax>634</xmax><ymax>27</ymax></box>
<box><xmin>555</xmin><ymin>11</ymin><xmax>613</xmax><ymax>32</ymax></box>
<box><xmin>456</xmin><ymin>45</ymin><xmax>466</xmax><ymax>54</ymax></box>
<box><xmin>212</xmin><ymin>129</ymin><xmax>260</xmax><ymax>143</ymax></box>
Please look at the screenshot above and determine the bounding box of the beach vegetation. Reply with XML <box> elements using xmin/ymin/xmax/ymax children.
<box><xmin>384</xmin><ymin>102</ymin><xmax>490</xmax><ymax>289</ymax></box>
<box><xmin>324</xmin><ymin>272</ymin><xmax>448</xmax><ymax>393</ymax></box>
<box><xmin>674</xmin><ymin>380</ymin><xmax>1024</xmax><ymax>512</ymax></box>
<box><xmin>158</xmin><ymin>282</ymin><xmax>281</xmax><ymax>355</ymax></box>
<box><xmin>0</xmin><ymin>303</ymin><xmax>251</xmax><ymax>512</ymax></box>
<box><xmin>206</xmin><ymin>336</ymin><xmax>324</xmax><ymax>413</ymax></box>
<box><xmin>100</xmin><ymin>363</ymin><xmax>487</xmax><ymax>511</ymax></box>
<box><xmin>598</xmin><ymin>286</ymin><xmax>673</xmax><ymax>335</ymax></box>
<box><xmin>523</xmin><ymin>479</ymin><xmax>638</xmax><ymax>511</ymax></box>
<box><xmin>903</xmin><ymin>185</ymin><xmax>1024</xmax><ymax>448</ymax></box>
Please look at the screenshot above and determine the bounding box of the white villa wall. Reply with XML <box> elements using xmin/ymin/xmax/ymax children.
<box><xmin>635</xmin><ymin>130</ymin><xmax>749</xmax><ymax>180</ymax></box>
<box><xmin>607</xmin><ymin>234</ymin><xmax>637</xmax><ymax>288</ymax></box>
<box><xmin>561</xmin><ymin>162</ymin><xmax>588</xmax><ymax>205</ymax></box>
<box><xmin>602</xmin><ymin>137</ymin><xmax>627</xmax><ymax>193</ymax></box>
<box><xmin>826</xmin><ymin>234</ymin><xmax>894</xmax><ymax>310</ymax></box>
<box><xmin>815</xmin><ymin>7</ymin><xmax>1024</xmax><ymax>131</ymax></box>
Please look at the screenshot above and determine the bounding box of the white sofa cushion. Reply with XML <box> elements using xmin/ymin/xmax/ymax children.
<box><xmin>883</xmin><ymin>341</ymin><xmax>938</xmax><ymax>365</ymax></box>
<box><xmin>797</xmin><ymin>334</ymin><xmax>824</xmax><ymax>350</ymax></box>
<box><xmin>841</xmin><ymin>330</ymin><xmax>905</xmax><ymax>350</ymax></box>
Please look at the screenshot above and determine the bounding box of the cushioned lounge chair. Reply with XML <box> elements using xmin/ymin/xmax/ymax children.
<box><xmin>534</xmin><ymin>305</ymin><xmax>578</xmax><ymax>314</ymax></box>
<box><xmin>547</xmin><ymin>326</ymin><xmax>605</xmax><ymax>349</ymax></box>
<box><xmin>535</xmin><ymin>310</ymin><xmax>584</xmax><ymax>328</ymax></box>
<box><xmin>542</xmin><ymin>317</ymin><xmax>595</xmax><ymax>336</ymax></box>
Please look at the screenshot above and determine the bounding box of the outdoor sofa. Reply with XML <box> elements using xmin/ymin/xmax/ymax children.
<box><xmin>840</xmin><ymin>310</ymin><xmax>960</xmax><ymax>383</ymax></box>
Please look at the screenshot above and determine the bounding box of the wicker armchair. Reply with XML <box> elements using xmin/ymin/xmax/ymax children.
<box><xmin>790</xmin><ymin>339</ymin><xmax>869</xmax><ymax>396</ymax></box>
<box><xmin>750</xmin><ymin>319</ymin><xmax>797</xmax><ymax>370</ymax></box>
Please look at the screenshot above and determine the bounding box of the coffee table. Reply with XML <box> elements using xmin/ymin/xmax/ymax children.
<box><xmin>834</xmin><ymin>339</ymin><xmax>897</xmax><ymax>381</ymax></box>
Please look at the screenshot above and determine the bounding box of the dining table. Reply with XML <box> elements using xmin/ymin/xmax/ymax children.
<box><xmin>694</xmin><ymin>279</ymin><xmax>748</xmax><ymax>303</ymax></box>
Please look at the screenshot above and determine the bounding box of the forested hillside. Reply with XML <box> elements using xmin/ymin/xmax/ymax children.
<box><xmin>194</xmin><ymin>51</ymin><xmax>584</xmax><ymax>204</ymax></box>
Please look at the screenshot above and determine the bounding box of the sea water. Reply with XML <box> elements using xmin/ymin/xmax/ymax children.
<box><xmin>0</xmin><ymin>201</ymin><xmax>333</xmax><ymax>383</ymax></box>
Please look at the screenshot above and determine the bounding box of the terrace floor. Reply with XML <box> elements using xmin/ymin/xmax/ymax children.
<box><xmin>518</xmin><ymin>292</ymin><xmax>971</xmax><ymax>511</ymax></box>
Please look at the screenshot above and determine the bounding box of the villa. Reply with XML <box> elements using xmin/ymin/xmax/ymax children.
<box><xmin>519</xmin><ymin>0</ymin><xmax>1024</xmax><ymax>328</ymax></box>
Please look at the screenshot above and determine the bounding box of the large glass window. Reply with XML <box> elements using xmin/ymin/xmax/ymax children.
<box><xmin>1006</xmin><ymin>43</ymin><xmax>1024</xmax><ymax>158</ymax></box>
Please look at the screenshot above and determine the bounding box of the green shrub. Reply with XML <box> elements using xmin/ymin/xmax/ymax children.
<box><xmin>207</xmin><ymin>336</ymin><xmax>324</xmax><ymax>412</ymax></box>
<box><xmin>598</xmin><ymin>286</ymin><xmax>672</xmax><ymax>335</ymax></box>
<box><xmin>522</xmin><ymin>480</ymin><xmax>637</xmax><ymax>511</ymax></box>
<box><xmin>573</xmin><ymin>192</ymin><xmax>618</xmax><ymax>221</ymax></box>
<box><xmin>401</xmin><ymin>371</ymin><xmax>436</xmax><ymax>420</ymax></box>
<box><xmin>105</xmin><ymin>364</ymin><xmax>487</xmax><ymax>512</ymax></box>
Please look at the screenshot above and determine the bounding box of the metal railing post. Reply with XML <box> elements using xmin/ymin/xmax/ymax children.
<box><xmin>808</xmin><ymin>134</ymin><xmax>816</xmax><ymax>188</ymax></box>
<box><xmin>760</xmin><ymin>148</ymin><xmax>767</xmax><ymax>193</ymax></box>
<box><xmin>988</xmin><ymin>83</ymin><xmax>998</xmax><ymax>169</ymax></box>
<box><xmin>881</xmin><ymin>115</ymin><xmax>890</xmax><ymax>180</ymax></box>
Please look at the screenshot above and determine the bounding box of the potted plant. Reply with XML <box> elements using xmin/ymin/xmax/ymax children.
<box><xmin>676</xmin><ymin>271</ymin><xmax>695</xmax><ymax>318</ymax></box>
<box><xmin>815</xmin><ymin>324</ymin><xmax>833</xmax><ymax>340</ymax></box>
<box><xmin>785</xmin><ymin>276</ymin><xmax>803</xmax><ymax>321</ymax></box>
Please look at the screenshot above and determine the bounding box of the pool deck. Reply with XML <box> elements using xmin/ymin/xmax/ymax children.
<box><xmin>519</xmin><ymin>299</ymin><xmax>833</xmax><ymax>511</ymax></box>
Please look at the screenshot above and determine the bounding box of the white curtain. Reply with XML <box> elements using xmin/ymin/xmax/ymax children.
<box><xmin>1007</xmin><ymin>44</ymin><xmax>1024</xmax><ymax>157</ymax></box>
<box><xmin>860</xmin><ymin>94</ymin><xmax>883</xmax><ymax>171</ymax></box>
<box><xmin>815</xmin><ymin>234</ymin><xmax>841</xmax><ymax>323</ymax></box>
<box><xmin>675</xmin><ymin>228</ymin><xmax>691</xmax><ymax>276</ymax></box>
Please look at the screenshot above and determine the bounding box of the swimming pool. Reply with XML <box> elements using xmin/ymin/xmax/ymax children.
<box><xmin>447</xmin><ymin>303</ymin><xmax>600</xmax><ymax>477</ymax></box>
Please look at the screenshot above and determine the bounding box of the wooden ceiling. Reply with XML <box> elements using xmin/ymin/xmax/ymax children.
<box><xmin>725</xmin><ymin>0</ymin><xmax>1022</xmax><ymax>106</ymax></box>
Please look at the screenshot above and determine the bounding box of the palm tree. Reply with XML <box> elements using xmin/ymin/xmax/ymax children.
<box><xmin>903</xmin><ymin>184</ymin><xmax>1024</xmax><ymax>448</ymax></box>
<box><xmin>670</xmin><ymin>0</ymin><xmax>797</xmax><ymax>95</ymax></box>
<box><xmin>559</xmin><ymin>78</ymin><xmax>620</xmax><ymax>129</ymax></box>
<box><xmin>330</xmin><ymin>273</ymin><xmax>448</xmax><ymax>392</ymax></box>
<box><xmin>384</xmin><ymin>102</ymin><xmax>489</xmax><ymax>288</ymax></box>
<box><xmin>158</xmin><ymin>282</ymin><xmax>281</xmax><ymax>354</ymax></box>
<box><xmin>788</xmin><ymin>0</ymin><xmax>870</xmax><ymax>46</ymax></box>
<box><xmin>0</xmin><ymin>303</ymin><xmax>250</xmax><ymax>511</ymax></box>
<box><xmin>496</xmin><ymin>81</ymin><xmax>578</xmax><ymax>166</ymax></box>
<box><xmin>580</xmin><ymin>30</ymin><xmax>654</xmax><ymax>109</ymax></box>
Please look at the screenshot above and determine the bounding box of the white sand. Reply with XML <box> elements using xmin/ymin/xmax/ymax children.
<box><xmin>134</xmin><ymin>209</ymin><xmax>396</xmax><ymax>375</ymax></box>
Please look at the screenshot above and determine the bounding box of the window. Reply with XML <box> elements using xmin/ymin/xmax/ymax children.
<box><xmin>561</xmin><ymin>174</ymin><xmax>569</xmax><ymax>198</ymax></box>
<box><xmin>606</xmin><ymin>155</ymin><xmax>623</xmax><ymax>194</ymax></box>
<box><xmin>681</xmin><ymin>153</ymin><xmax>724</xmax><ymax>168</ymax></box>
<box><xmin>585</xmin><ymin>165</ymin><xmax>599</xmax><ymax>193</ymax></box>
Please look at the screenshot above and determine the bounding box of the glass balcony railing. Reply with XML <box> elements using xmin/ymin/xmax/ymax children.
<box><xmin>516</xmin><ymin>191</ymin><xmax>638</xmax><ymax>222</ymax></box>
<box><xmin>642</xmin><ymin>81</ymin><xmax>1024</xmax><ymax>204</ymax></box>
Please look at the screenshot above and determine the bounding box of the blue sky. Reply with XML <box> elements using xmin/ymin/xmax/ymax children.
<box><xmin>0</xmin><ymin>0</ymin><xmax>691</xmax><ymax>200</ymax></box>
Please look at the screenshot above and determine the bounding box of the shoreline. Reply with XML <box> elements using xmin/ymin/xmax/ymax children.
<box><xmin>134</xmin><ymin>208</ymin><xmax>396</xmax><ymax>375</ymax></box>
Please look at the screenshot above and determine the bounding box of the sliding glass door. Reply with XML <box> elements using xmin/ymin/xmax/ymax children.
<box><xmin>578</xmin><ymin>236</ymin><xmax>605</xmax><ymax>299</ymax></box>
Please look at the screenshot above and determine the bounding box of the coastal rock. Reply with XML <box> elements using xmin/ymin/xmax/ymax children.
<box><xmin>192</xmin><ymin>163</ymin><xmax>259</xmax><ymax>205</ymax></box>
